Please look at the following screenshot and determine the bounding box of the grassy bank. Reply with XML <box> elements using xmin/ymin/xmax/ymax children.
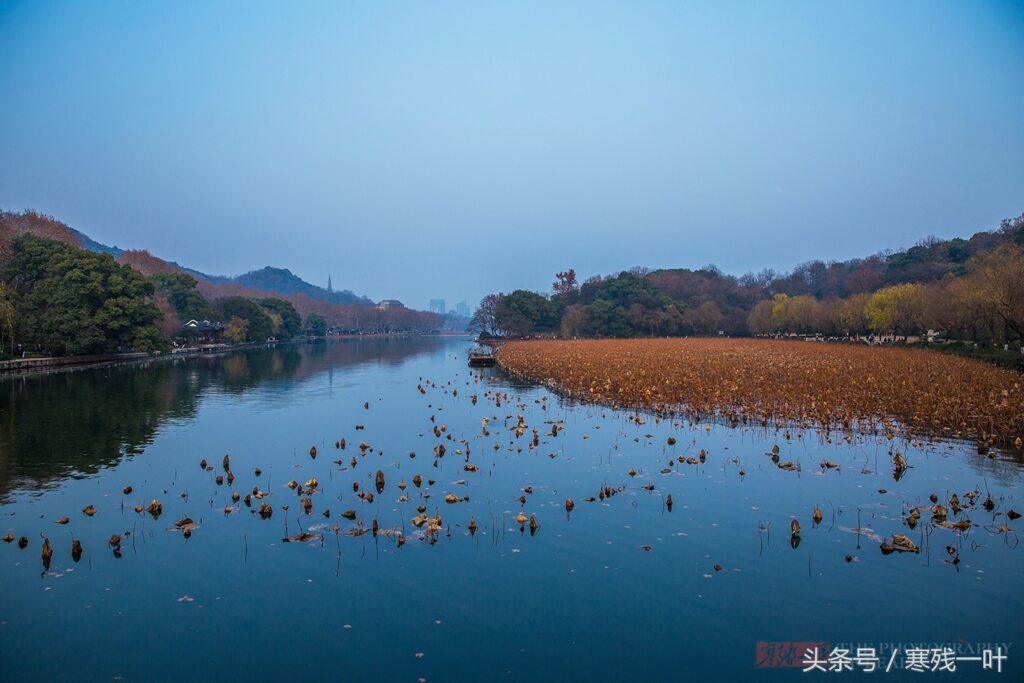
<box><xmin>928</xmin><ymin>341</ymin><xmax>1024</xmax><ymax>373</ymax></box>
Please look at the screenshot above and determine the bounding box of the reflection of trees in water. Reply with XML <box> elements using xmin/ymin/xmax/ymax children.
<box><xmin>200</xmin><ymin>337</ymin><xmax>444</xmax><ymax>394</ymax></box>
<box><xmin>0</xmin><ymin>363</ymin><xmax>200</xmax><ymax>499</ymax></box>
<box><xmin>960</xmin><ymin>447</ymin><xmax>1024</xmax><ymax>488</ymax></box>
<box><xmin>546</xmin><ymin>390</ymin><xmax>1024</xmax><ymax>488</ymax></box>
<box><xmin>0</xmin><ymin>337</ymin><xmax>447</xmax><ymax>498</ymax></box>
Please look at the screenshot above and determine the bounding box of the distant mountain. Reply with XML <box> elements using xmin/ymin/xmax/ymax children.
<box><xmin>179</xmin><ymin>266</ymin><xmax>231</xmax><ymax>285</ymax></box>
<box><xmin>233</xmin><ymin>266</ymin><xmax>371</xmax><ymax>306</ymax></box>
<box><xmin>68</xmin><ymin>227</ymin><xmax>124</xmax><ymax>258</ymax></box>
<box><xmin>0</xmin><ymin>209</ymin><xmax>443</xmax><ymax>336</ymax></box>
<box><xmin>66</xmin><ymin>227</ymin><xmax>372</xmax><ymax>306</ymax></box>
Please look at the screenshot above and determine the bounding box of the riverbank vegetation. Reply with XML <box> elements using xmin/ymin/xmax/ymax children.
<box><xmin>118</xmin><ymin>248</ymin><xmax>440</xmax><ymax>335</ymax></box>
<box><xmin>4</xmin><ymin>234</ymin><xmax>165</xmax><ymax>355</ymax></box>
<box><xmin>0</xmin><ymin>210</ymin><xmax>442</xmax><ymax>357</ymax></box>
<box><xmin>474</xmin><ymin>214</ymin><xmax>1024</xmax><ymax>353</ymax></box>
<box><xmin>497</xmin><ymin>338</ymin><xmax>1024</xmax><ymax>444</ymax></box>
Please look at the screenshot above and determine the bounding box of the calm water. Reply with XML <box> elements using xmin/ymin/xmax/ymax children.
<box><xmin>0</xmin><ymin>337</ymin><xmax>1021</xmax><ymax>681</ymax></box>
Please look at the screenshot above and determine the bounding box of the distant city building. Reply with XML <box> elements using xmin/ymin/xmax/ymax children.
<box><xmin>455</xmin><ymin>301</ymin><xmax>470</xmax><ymax>318</ymax></box>
<box><xmin>429</xmin><ymin>298</ymin><xmax>446</xmax><ymax>315</ymax></box>
<box><xmin>377</xmin><ymin>299</ymin><xmax>404</xmax><ymax>310</ymax></box>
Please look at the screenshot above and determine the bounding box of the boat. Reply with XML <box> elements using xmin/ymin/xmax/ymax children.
<box><xmin>468</xmin><ymin>349</ymin><xmax>496</xmax><ymax>367</ymax></box>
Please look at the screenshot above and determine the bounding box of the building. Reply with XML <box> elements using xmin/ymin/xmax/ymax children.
<box><xmin>181</xmin><ymin>319</ymin><xmax>225</xmax><ymax>343</ymax></box>
<box><xmin>429</xmin><ymin>298</ymin><xmax>446</xmax><ymax>315</ymax></box>
<box><xmin>376</xmin><ymin>299</ymin><xmax>404</xmax><ymax>310</ymax></box>
<box><xmin>455</xmin><ymin>301</ymin><xmax>470</xmax><ymax>318</ymax></box>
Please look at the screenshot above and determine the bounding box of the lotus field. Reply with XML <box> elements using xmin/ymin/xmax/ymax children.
<box><xmin>497</xmin><ymin>338</ymin><xmax>1024</xmax><ymax>446</ymax></box>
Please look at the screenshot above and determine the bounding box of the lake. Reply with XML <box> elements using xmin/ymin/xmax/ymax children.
<box><xmin>1</xmin><ymin>336</ymin><xmax>1021</xmax><ymax>681</ymax></box>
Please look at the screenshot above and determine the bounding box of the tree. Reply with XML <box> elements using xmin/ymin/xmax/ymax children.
<box><xmin>211</xmin><ymin>297</ymin><xmax>273</xmax><ymax>342</ymax></box>
<box><xmin>304</xmin><ymin>313</ymin><xmax>327</xmax><ymax>336</ymax></box>
<box><xmin>574</xmin><ymin>271</ymin><xmax>680</xmax><ymax>337</ymax></box>
<box><xmin>997</xmin><ymin>213</ymin><xmax>1024</xmax><ymax>245</ymax></box>
<box><xmin>785</xmin><ymin>295</ymin><xmax>820</xmax><ymax>334</ymax></box>
<box><xmin>584</xmin><ymin>300</ymin><xmax>631</xmax><ymax>337</ymax></box>
<box><xmin>224</xmin><ymin>316</ymin><xmax>249</xmax><ymax>343</ymax></box>
<box><xmin>970</xmin><ymin>244</ymin><xmax>1024</xmax><ymax>342</ymax></box>
<box><xmin>560</xmin><ymin>304</ymin><xmax>586</xmax><ymax>338</ymax></box>
<box><xmin>468</xmin><ymin>212</ymin><xmax>1023</xmax><ymax>343</ymax></box>
<box><xmin>130</xmin><ymin>325</ymin><xmax>167</xmax><ymax>352</ymax></box>
<box><xmin>469</xmin><ymin>294</ymin><xmax>501</xmax><ymax>335</ymax></box>
<box><xmin>685</xmin><ymin>300</ymin><xmax>725</xmax><ymax>335</ymax></box>
<box><xmin>835</xmin><ymin>293</ymin><xmax>870</xmax><ymax>335</ymax></box>
<box><xmin>647</xmin><ymin>305</ymin><xmax>684</xmax><ymax>336</ymax></box>
<box><xmin>152</xmin><ymin>293</ymin><xmax>182</xmax><ymax>338</ymax></box>
<box><xmin>5</xmin><ymin>234</ymin><xmax>165</xmax><ymax>355</ymax></box>
<box><xmin>944</xmin><ymin>277</ymin><xmax>989</xmax><ymax>341</ymax></box>
<box><xmin>258</xmin><ymin>298</ymin><xmax>301</xmax><ymax>339</ymax></box>
<box><xmin>747</xmin><ymin>300</ymin><xmax>773</xmax><ymax>334</ymax></box>
<box><xmin>0</xmin><ymin>283</ymin><xmax>15</xmax><ymax>355</ymax></box>
<box><xmin>150</xmin><ymin>272</ymin><xmax>211</xmax><ymax>321</ymax></box>
<box><xmin>864</xmin><ymin>284</ymin><xmax>925</xmax><ymax>336</ymax></box>
<box><xmin>770</xmin><ymin>294</ymin><xmax>790</xmax><ymax>332</ymax></box>
<box><xmin>552</xmin><ymin>269</ymin><xmax>578</xmax><ymax>296</ymax></box>
<box><xmin>495</xmin><ymin>290</ymin><xmax>556</xmax><ymax>337</ymax></box>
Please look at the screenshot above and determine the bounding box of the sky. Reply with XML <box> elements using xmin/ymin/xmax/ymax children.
<box><xmin>1</xmin><ymin>1</ymin><xmax>1023</xmax><ymax>311</ymax></box>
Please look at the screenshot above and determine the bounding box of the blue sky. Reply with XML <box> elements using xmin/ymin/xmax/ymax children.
<box><xmin>2</xmin><ymin>1</ymin><xmax>1022</xmax><ymax>310</ymax></box>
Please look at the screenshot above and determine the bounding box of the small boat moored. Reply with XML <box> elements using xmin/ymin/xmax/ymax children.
<box><xmin>468</xmin><ymin>350</ymin><xmax>497</xmax><ymax>367</ymax></box>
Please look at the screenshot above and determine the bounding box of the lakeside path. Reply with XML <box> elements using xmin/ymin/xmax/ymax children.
<box><xmin>0</xmin><ymin>332</ymin><xmax>463</xmax><ymax>377</ymax></box>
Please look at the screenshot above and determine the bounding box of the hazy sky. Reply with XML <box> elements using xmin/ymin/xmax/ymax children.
<box><xmin>2</xmin><ymin>1</ymin><xmax>1022</xmax><ymax>310</ymax></box>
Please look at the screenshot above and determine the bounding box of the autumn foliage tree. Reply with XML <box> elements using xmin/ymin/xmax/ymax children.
<box><xmin>258</xmin><ymin>298</ymin><xmax>301</xmax><ymax>338</ymax></box>
<box><xmin>864</xmin><ymin>284</ymin><xmax>925</xmax><ymax>335</ymax></box>
<box><xmin>211</xmin><ymin>297</ymin><xmax>273</xmax><ymax>342</ymax></box>
<box><xmin>479</xmin><ymin>214</ymin><xmax>1024</xmax><ymax>347</ymax></box>
<box><xmin>0</xmin><ymin>283</ymin><xmax>15</xmax><ymax>355</ymax></box>
<box><xmin>552</xmin><ymin>269</ymin><xmax>578</xmax><ymax>296</ymax></box>
<box><xmin>970</xmin><ymin>244</ymin><xmax>1024</xmax><ymax>341</ymax></box>
<box><xmin>224</xmin><ymin>316</ymin><xmax>249</xmax><ymax>343</ymax></box>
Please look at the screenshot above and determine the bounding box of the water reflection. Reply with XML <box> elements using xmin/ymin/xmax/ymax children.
<box><xmin>0</xmin><ymin>336</ymin><xmax>1020</xmax><ymax>683</ymax></box>
<box><xmin>0</xmin><ymin>337</ymin><xmax>446</xmax><ymax>498</ymax></box>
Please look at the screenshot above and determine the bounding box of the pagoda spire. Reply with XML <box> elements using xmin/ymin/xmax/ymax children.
<box><xmin>327</xmin><ymin>274</ymin><xmax>333</xmax><ymax>293</ymax></box>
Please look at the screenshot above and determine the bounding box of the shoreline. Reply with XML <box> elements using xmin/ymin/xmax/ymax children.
<box><xmin>0</xmin><ymin>331</ymin><xmax>468</xmax><ymax>378</ymax></box>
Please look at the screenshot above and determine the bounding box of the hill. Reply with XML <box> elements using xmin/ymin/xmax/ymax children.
<box><xmin>3</xmin><ymin>210</ymin><xmax>372</xmax><ymax>306</ymax></box>
<box><xmin>0</xmin><ymin>210</ymin><xmax>441</xmax><ymax>340</ymax></box>
<box><xmin>233</xmin><ymin>266</ymin><xmax>370</xmax><ymax>305</ymax></box>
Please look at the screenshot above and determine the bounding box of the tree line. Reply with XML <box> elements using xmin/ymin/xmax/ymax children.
<box><xmin>0</xmin><ymin>231</ymin><xmax>427</xmax><ymax>357</ymax></box>
<box><xmin>746</xmin><ymin>240</ymin><xmax>1023</xmax><ymax>341</ymax></box>
<box><xmin>119</xmin><ymin>248</ymin><xmax>440</xmax><ymax>336</ymax></box>
<box><xmin>0</xmin><ymin>209</ymin><xmax>445</xmax><ymax>357</ymax></box>
<box><xmin>472</xmin><ymin>215</ymin><xmax>1024</xmax><ymax>348</ymax></box>
<box><xmin>0</xmin><ymin>234</ymin><xmax>335</xmax><ymax>356</ymax></box>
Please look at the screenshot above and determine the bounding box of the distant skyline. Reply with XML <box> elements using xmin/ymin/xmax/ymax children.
<box><xmin>2</xmin><ymin>1</ymin><xmax>1023</xmax><ymax>311</ymax></box>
